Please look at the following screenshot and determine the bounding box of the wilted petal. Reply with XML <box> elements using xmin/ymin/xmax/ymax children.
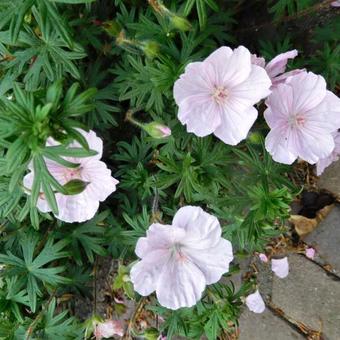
<box><xmin>265</xmin><ymin>50</ymin><xmax>298</xmax><ymax>79</ymax></box>
<box><xmin>259</xmin><ymin>253</ymin><xmax>268</xmax><ymax>263</ymax></box>
<box><xmin>156</xmin><ymin>257</ymin><xmax>206</xmax><ymax>310</ymax></box>
<box><xmin>305</xmin><ymin>247</ymin><xmax>316</xmax><ymax>259</ymax></box>
<box><xmin>183</xmin><ymin>238</ymin><xmax>233</xmax><ymax>284</ymax></box>
<box><xmin>271</xmin><ymin>257</ymin><xmax>289</xmax><ymax>278</ymax></box>
<box><xmin>245</xmin><ymin>290</ymin><xmax>265</xmax><ymax>313</ymax></box>
<box><xmin>172</xmin><ymin>206</ymin><xmax>221</xmax><ymax>248</ymax></box>
<box><xmin>95</xmin><ymin>320</ymin><xmax>124</xmax><ymax>339</ymax></box>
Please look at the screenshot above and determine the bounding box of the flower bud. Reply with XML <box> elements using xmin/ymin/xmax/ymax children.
<box><xmin>63</xmin><ymin>179</ymin><xmax>89</xmax><ymax>195</ymax></box>
<box><xmin>170</xmin><ymin>15</ymin><xmax>192</xmax><ymax>31</ymax></box>
<box><xmin>143</xmin><ymin>122</ymin><xmax>171</xmax><ymax>139</ymax></box>
<box><xmin>144</xmin><ymin>328</ymin><xmax>160</xmax><ymax>340</ymax></box>
<box><xmin>248</xmin><ymin>131</ymin><xmax>262</xmax><ymax>145</ymax></box>
<box><xmin>142</xmin><ymin>41</ymin><xmax>160</xmax><ymax>59</ymax></box>
<box><xmin>102</xmin><ymin>20</ymin><xmax>122</xmax><ymax>37</ymax></box>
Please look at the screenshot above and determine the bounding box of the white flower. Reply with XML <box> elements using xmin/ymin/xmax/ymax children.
<box><xmin>245</xmin><ymin>290</ymin><xmax>265</xmax><ymax>313</ymax></box>
<box><xmin>130</xmin><ymin>206</ymin><xmax>233</xmax><ymax>310</ymax></box>
<box><xmin>24</xmin><ymin>129</ymin><xmax>118</xmax><ymax>223</ymax></box>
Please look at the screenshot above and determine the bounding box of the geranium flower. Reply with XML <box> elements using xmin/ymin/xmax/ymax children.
<box><xmin>251</xmin><ymin>50</ymin><xmax>303</xmax><ymax>87</ymax></box>
<box><xmin>264</xmin><ymin>71</ymin><xmax>340</xmax><ymax>164</ymax></box>
<box><xmin>173</xmin><ymin>46</ymin><xmax>271</xmax><ymax>145</ymax></box>
<box><xmin>331</xmin><ymin>1</ymin><xmax>340</xmax><ymax>7</ymax></box>
<box><xmin>271</xmin><ymin>257</ymin><xmax>289</xmax><ymax>278</ymax></box>
<box><xmin>316</xmin><ymin>130</ymin><xmax>340</xmax><ymax>175</ymax></box>
<box><xmin>24</xmin><ymin>129</ymin><xmax>118</xmax><ymax>223</ymax></box>
<box><xmin>130</xmin><ymin>206</ymin><xmax>233</xmax><ymax>310</ymax></box>
<box><xmin>95</xmin><ymin>320</ymin><xmax>124</xmax><ymax>339</ymax></box>
<box><xmin>245</xmin><ymin>290</ymin><xmax>265</xmax><ymax>313</ymax></box>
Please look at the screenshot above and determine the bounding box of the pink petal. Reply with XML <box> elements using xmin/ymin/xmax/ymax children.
<box><xmin>229</xmin><ymin>64</ymin><xmax>272</xmax><ymax>111</ymax></box>
<box><xmin>214</xmin><ymin>106</ymin><xmax>258</xmax><ymax>145</ymax></box>
<box><xmin>305</xmin><ymin>247</ymin><xmax>316</xmax><ymax>259</ymax></box>
<box><xmin>130</xmin><ymin>249</ymin><xmax>170</xmax><ymax>296</ymax></box>
<box><xmin>258</xmin><ymin>253</ymin><xmax>269</xmax><ymax>263</ymax></box>
<box><xmin>205</xmin><ymin>46</ymin><xmax>252</xmax><ymax>87</ymax></box>
<box><xmin>178</xmin><ymin>99</ymin><xmax>221</xmax><ymax>137</ymax></box>
<box><xmin>288</xmin><ymin>72</ymin><xmax>327</xmax><ymax>113</ymax></box>
<box><xmin>183</xmin><ymin>238</ymin><xmax>233</xmax><ymax>284</ymax></box>
<box><xmin>316</xmin><ymin>131</ymin><xmax>340</xmax><ymax>175</ymax></box>
<box><xmin>264</xmin><ymin>82</ymin><xmax>294</xmax><ymax>129</ymax></box>
<box><xmin>172</xmin><ymin>206</ymin><xmax>221</xmax><ymax>249</ymax></box>
<box><xmin>173</xmin><ymin>62</ymin><xmax>215</xmax><ymax>105</ymax></box>
<box><xmin>80</xmin><ymin>160</ymin><xmax>119</xmax><ymax>201</ymax></box>
<box><xmin>265</xmin><ymin>50</ymin><xmax>298</xmax><ymax>79</ymax></box>
<box><xmin>271</xmin><ymin>68</ymin><xmax>305</xmax><ymax>86</ymax></box>
<box><xmin>71</xmin><ymin>129</ymin><xmax>103</xmax><ymax>160</ymax></box>
<box><xmin>265</xmin><ymin>127</ymin><xmax>299</xmax><ymax>164</ymax></box>
<box><xmin>95</xmin><ymin>320</ymin><xmax>124</xmax><ymax>339</ymax></box>
<box><xmin>331</xmin><ymin>1</ymin><xmax>340</xmax><ymax>7</ymax></box>
<box><xmin>271</xmin><ymin>257</ymin><xmax>289</xmax><ymax>278</ymax></box>
<box><xmin>146</xmin><ymin>223</ymin><xmax>187</xmax><ymax>250</ymax></box>
<box><xmin>156</xmin><ymin>256</ymin><xmax>206</xmax><ymax>310</ymax></box>
<box><xmin>251</xmin><ymin>54</ymin><xmax>266</xmax><ymax>68</ymax></box>
<box><xmin>245</xmin><ymin>290</ymin><xmax>265</xmax><ymax>313</ymax></box>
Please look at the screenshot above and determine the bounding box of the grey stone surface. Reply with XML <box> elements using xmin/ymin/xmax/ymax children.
<box><xmin>304</xmin><ymin>204</ymin><xmax>340</xmax><ymax>275</ymax></box>
<box><xmin>238</xmin><ymin>308</ymin><xmax>304</xmax><ymax>340</ymax></box>
<box><xmin>318</xmin><ymin>159</ymin><xmax>340</xmax><ymax>197</ymax></box>
<box><xmin>272</xmin><ymin>254</ymin><xmax>340</xmax><ymax>339</ymax></box>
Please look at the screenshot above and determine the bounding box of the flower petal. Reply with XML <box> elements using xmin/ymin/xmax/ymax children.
<box><xmin>183</xmin><ymin>238</ymin><xmax>233</xmax><ymax>284</ymax></box>
<box><xmin>229</xmin><ymin>64</ymin><xmax>272</xmax><ymax>111</ymax></box>
<box><xmin>172</xmin><ymin>206</ymin><xmax>221</xmax><ymax>248</ymax></box>
<box><xmin>214</xmin><ymin>106</ymin><xmax>258</xmax><ymax>145</ymax></box>
<box><xmin>207</xmin><ymin>46</ymin><xmax>252</xmax><ymax>87</ymax></box>
<box><xmin>156</xmin><ymin>257</ymin><xmax>206</xmax><ymax>310</ymax></box>
<box><xmin>271</xmin><ymin>257</ymin><xmax>289</xmax><ymax>278</ymax></box>
<box><xmin>245</xmin><ymin>290</ymin><xmax>265</xmax><ymax>313</ymax></box>
<box><xmin>265</xmin><ymin>50</ymin><xmax>298</xmax><ymax>78</ymax></box>
<box><xmin>131</xmin><ymin>249</ymin><xmax>170</xmax><ymax>296</ymax></box>
<box><xmin>288</xmin><ymin>72</ymin><xmax>327</xmax><ymax>113</ymax></box>
<box><xmin>178</xmin><ymin>100</ymin><xmax>221</xmax><ymax>137</ymax></box>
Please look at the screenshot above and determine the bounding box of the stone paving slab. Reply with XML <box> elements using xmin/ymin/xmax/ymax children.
<box><xmin>318</xmin><ymin>160</ymin><xmax>340</xmax><ymax>198</ymax></box>
<box><xmin>304</xmin><ymin>204</ymin><xmax>340</xmax><ymax>275</ymax></box>
<box><xmin>238</xmin><ymin>308</ymin><xmax>304</xmax><ymax>340</ymax></box>
<box><xmin>272</xmin><ymin>254</ymin><xmax>340</xmax><ymax>339</ymax></box>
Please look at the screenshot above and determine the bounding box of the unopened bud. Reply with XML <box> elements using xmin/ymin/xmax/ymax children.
<box><xmin>63</xmin><ymin>179</ymin><xmax>89</xmax><ymax>195</ymax></box>
<box><xmin>170</xmin><ymin>15</ymin><xmax>191</xmax><ymax>31</ymax></box>
<box><xmin>248</xmin><ymin>131</ymin><xmax>262</xmax><ymax>145</ymax></box>
<box><xmin>142</xmin><ymin>41</ymin><xmax>160</xmax><ymax>59</ymax></box>
<box><xmin>143</xmin><ymin>122</ymin><xmax>171</xmax><ymax>139</ymax></box>
<box><xmin>144</xmin><ymin>328</ymin><xmax>160</xmax><ymax>340</ymax></box>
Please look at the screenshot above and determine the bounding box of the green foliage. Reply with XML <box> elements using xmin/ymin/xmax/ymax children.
<box><xmin>0</xmin><ymin>0</ymin><xmax>338</xmax><ymax>339</ymax></box>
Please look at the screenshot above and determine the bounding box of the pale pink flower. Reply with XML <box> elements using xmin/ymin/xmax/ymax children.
<box><xmin>258</xmin><ymin>253</ymin><xmax>269</xmax><ymax>263</ymax></box>
<box><xmin>252</xmin><ymin>50</ymin><xmax>304</xmax><ymax>87</ymax></box>
<box><xmin>264</xmin><ymin>71</ymin><xmax>340</xmax><ymax>165</ymax></box>
<box><xmin>173</xmin><ymin>46</ymin><xmax>271</xmax><ymax>145</ymax></box>
<box><xmin>245</xmin><ymin>290</ymin><xmax>265</xmax><ymax>313</ymax></box>
<box><xmin>271</xmin><ymin>257</ymin><xmax>289</xmax><ymax>278</ymax></box>
<box><xmin>24</xmin><ymin>130</ymin><xmax>119</xmax><ymax>223</ymax></box>
<box><xmin>95</xmin><ymin>320</ymin><xmax>124</xmax><ymax>339</ymax></box>
<box><xmin>305</xmin><ymin>247</ymin><xmax>316</xmax><ymax>259</ymax></box>
<box><xmin>331</xmin><ymin>1</ymin><xmax>340</xmax><ymax>7</ymax></box>
<box><xmin>130</xmin><ymin>206</ymin><xmax>233</xmax><ymax>310</ymax></box>
<box><xmin>316</xmin><ymin>131</ymin><xmax>340</xmax><ymax>175</ymax></box>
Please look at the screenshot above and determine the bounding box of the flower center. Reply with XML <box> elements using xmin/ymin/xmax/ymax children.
<box><xmin>212</xmin><ymin>86</ymin><xmax>228</xmax><ymax>104</ymax></box>
<box><xmin>171</xmin><ymin>243</ymin><xmax>187</xmax><ymax>262</ymax></box>
<box><xmin>288</xmin><ymin>114</ymin><xmax>305</xmax><ymax>128</ymax></box>
<box><xmin>64</xmin><ymin>167</ymin><xmax>82</xmax><ymax>182</ymax></box>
